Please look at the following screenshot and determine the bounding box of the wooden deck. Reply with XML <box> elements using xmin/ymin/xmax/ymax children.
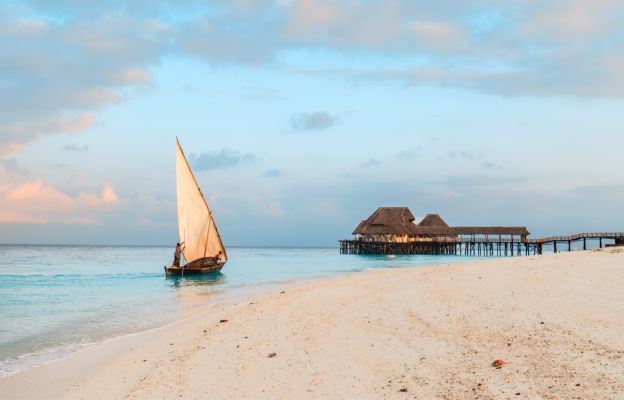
<box><xmin>339</xmin><ymin>232</ymin><xmax>624</xmax><ymax>256</ymax></box>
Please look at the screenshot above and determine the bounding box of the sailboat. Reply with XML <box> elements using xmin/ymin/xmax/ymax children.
<box><xmin>164</xmin><ymin>138</ymin><xmax>228</xmax><ymax>276</ymax></box>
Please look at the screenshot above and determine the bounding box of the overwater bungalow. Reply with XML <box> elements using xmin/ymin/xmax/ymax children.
<box><xmin>343</xmin><ymin>207</ymin><xmax>623</xmax><ymax>256</ymax></box>
<box><xmin>352</xmin><ymin>207</ymin><xmax>528</xmax><ymax>243</ymax></box>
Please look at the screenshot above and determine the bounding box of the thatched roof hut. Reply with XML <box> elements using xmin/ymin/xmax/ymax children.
<box><xmin>418</xmin><ymin>214</ymin><xmax>449</xmax><ymax>228</ymax></box>
<box><xmin>352</xmin><ymin>207</ymin><xmax>529</xmax><ymax>239</ymax></box>
<box><xmin>352</xmin><ymin>207</ymin><xmax>419</xmax><ymax>236</ymax></box>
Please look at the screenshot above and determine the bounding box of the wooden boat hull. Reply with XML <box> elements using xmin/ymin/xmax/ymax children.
<box><xmin>164</xmin><ymin>257</ymin><xmax>226</xmax><ymax>276</ymax></box>
<box><xmin>164</xmin><ymin>265</ymin><xmax>223</xmax><ymax>276</ymax></box>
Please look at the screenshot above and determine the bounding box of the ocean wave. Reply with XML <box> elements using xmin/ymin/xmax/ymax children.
<box><xmin>0</xmin><ymin>340</ymin><xmax>97</xmax><ymax>379</ymax></box>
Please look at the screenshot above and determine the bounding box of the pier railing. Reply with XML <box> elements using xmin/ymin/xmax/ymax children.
<box><xmin>527</xmin><ymin>232</ymin><xmax>624</xmax><ymax>244</ymax></box>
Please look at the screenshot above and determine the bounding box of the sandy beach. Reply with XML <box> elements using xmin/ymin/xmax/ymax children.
<box><xmin>1</xmin><ymin>248</ymin><xmax>623</xmax><ymax>399</ymax></box>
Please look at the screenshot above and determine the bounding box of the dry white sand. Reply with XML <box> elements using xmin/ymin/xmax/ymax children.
<box><xmin>1</xmin><ymin>248</ymin><xmax>624</xmax><ymax>399</ymax></box>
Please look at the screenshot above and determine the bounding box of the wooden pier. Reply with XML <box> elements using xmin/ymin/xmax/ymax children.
<box><xmin>339</xmin><ymin>232</ymin><xmax>624</xmax><ymax>256</ymax></box>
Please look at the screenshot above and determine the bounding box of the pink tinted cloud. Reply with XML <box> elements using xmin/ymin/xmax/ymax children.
<box><xmin>62</xmin><ymin>112</ymin><xmax>95</xmax><ymax>134</ymax></box>
<box><xmin>0</xmin><ymin>112</ymin><xmax>96</xmax><ymax>156</ymax></box>
<box><xmin>0</xmin><ymin>11</ymin><xmax>170</xmax><ymax>157</ymax></box>
<box><xmin>0</xmin><ymin>143</ymin><xmax>23</xmax><ymax>157</ymax></box>
<box><xmin>78</xmin><ymin>184</ymin><xmax>120</xmax><ymax>208</ymax></box>
<box><xmin>289</xmin><ymin>0</ymin><xmax>337</xmax><ymax>30</ymax></box>
<box><xmin>286</xmin><ymin>0</ymin><xmax>401</xmax><ymax>48</ymax></box>
<box><xmin>0</xmin><ymin>211</ymin><xmax>48</xmax><ymax>224</ymax></box>
<box><xmin>0</xmin><ymin>180</ymin><xmax>120</xmax><ymax>224</ymax></box>
<box><xmin>6</xmin><ymin>179</ymin><xmax>74</xmax><ymax>212</ymax></box>
<box><xmin>284</xmin><ymin>0</ymin><xmax>468</xmax><ymax>52</ymax></box>
<box><xmin>68</xmin><ymin>216</ymin><xmax>97</xmax><ymax>225</ymax></box>
<box><xmin>521</xmin><ymin>0</ymin><xmax>622</xmax><ymax>40</ymax></box>
<box><xmin>114</xmin><ymin>67</ymin><xmax>151</xmax><ymax>84</ymax></box>
<box><xmin>409</xmin><ymin>20</ymin><xmax>467</xmax><ymax>51</ymax></box>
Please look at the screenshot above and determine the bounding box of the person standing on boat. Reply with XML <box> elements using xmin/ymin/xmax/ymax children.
<box><xmin>173</xmin><ymin>242</ymin><xmax>185</xmax><ymax>267</ymax></box>
<box><xmin>216</xmin><ymin>250</ymin><xmax>223</xmax><ymax>263</ymax></box>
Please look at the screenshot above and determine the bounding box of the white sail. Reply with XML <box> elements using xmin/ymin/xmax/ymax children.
<box><xmin>176</xmin><ymin>139</ymin><xmax>227</xmax><ymax>264</ymax></box>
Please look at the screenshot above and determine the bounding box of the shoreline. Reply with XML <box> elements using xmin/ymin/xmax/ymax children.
<box><xmin>0</xmin><ymin>250</ymin><xmax>479</xmax><ymax>380</ymax></box>
<box><xmin>0</xmin><ymin>274</ymin><xmax>341</xmax><ymax>380</ymax></box>
<box><xmin>1</xmin><ymin>248</ymin><xmax>623</xmax><ymax>399</ymax></box>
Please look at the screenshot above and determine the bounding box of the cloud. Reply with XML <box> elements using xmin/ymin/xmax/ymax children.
<box><xmin>242</xmin><ymin>85</ymin><xmax>283</xmax><ymax>101</ymax></box>
<box><xmin>78</xmin><ymin>184</ymin><xmax>119</xmax><ymax>208</ymax></box>
<box><xmin>189</xmin><ymin>149</ymin><xmax>256</xmax><ymax>171</ymax></box>
<box><xmin>0</xmin><ymin>210</ymin><xmax>48</xmax><ymax>224</ymax></box>
<box><xmin>262</xmin><ymin>169</ymin><xmax>283</xmax><ymax>178</ymax></box>
<box><xmin>311</xmin><ymin>53</ymin><xmax>624</xmax><ymax>98</ymax></box>
<box><xmin>0</xmin><ymin>158</ymin><xmax>28</xmax><ymax>174</ymax></box>
<box><xmin>5</xmin><ymin>180</ymin><xmax>74</xmax><ymax>212</ymax></box>
<box><xmin>431</xmin><ymin>175</ymin><xmax>526</xmax><ymax>190</ymax></box>
<box><xmin>0</xmin><ymin>144</ymin><xmax>23</xmax><ymax>157</ymax></box>
<box><xmin>136</xmin><ymin>216</ymin><xmax>172</xmax><ymax>227</ymax></box>
<box><xmin>283</xmin><ymin>1</ymin><xmax>624</xmax><ymax>97</ymax></box>
<box><xmin>481</xmin><ymin>161</ymin><xmax>500</xmax><ymax>170</ymax></box>
<box><xmin>0</xmin><ymin>179</ymin><xmax>120</xmax><ymax>224</ymax></box>
<box><xmin>177</xmin><ymin>15</ymin><xmax>277</xmax><ymax>64</ymax></box>
<box><xmin>360</xmin><ymin>158</ymin><xmax>379</xmax><ymax>167</ymax></box>
<box><xmin>520</xmin><ymin>0</ymin><xmax>621</xmax><ymax>41</ymax></box>
<box><xmin>3</xmin><ymin>0</ymin><xmax>624</xmax><ymax>157</ymax></box>
<box><xmin>51</xmin><ymin>163</ymin><xmax>70</xmax><ymax>169</ymax></box>
<box><xmin>1</xmin><ymin>112</ymin><xmax>96</xmax><ymax>155</ymax></box>
<box><xmin>396</xmin><ymin>148</ymin><xmax>421</xmax><ymax>159</ymax></box>
<box><xmin>435</xmin><ymin>150</ymin><xmax>476</xmax><ymax>163</ymax></box>
<box><xmin>63</xmin><ymin>144</ymin><xmax>89</xmax><ymax>152</ymax></box>
<box><xmin>0</xmin><ymin>7</ymin><xmax>161</xmax><ymax>153</ymax></box>
<box><xmin>409</xmin><ymin>20</ymin><xmax>467</xmax><ymax>51</ymax></box>
<box><xmin>290</xmin><ymin>111</ymin><xmax>338</xmax><ymax>131</ymax></box>
<box><xmin>283</xmin><ymin>0</ymin><xmax>470</xmax><ymax>53</ymax></box>
<box><xmin>437</xmin><ymin>151</ymin><xmax>501</xmax><ymax>171</ymax></box>
<box><xmin>446</xmin><ymin>150</ymin><xmax>484</xmax><ymax>161</ymax></box>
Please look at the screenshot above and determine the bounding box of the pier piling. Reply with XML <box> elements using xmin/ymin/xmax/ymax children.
<box><xmin>339</xmin><ymin>232</ymin><xmax>623</xmax><ymax>256</ymax></box>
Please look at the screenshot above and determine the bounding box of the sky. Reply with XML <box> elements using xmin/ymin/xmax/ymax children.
<box><xmin>1</xmin><ymin>0</ymin><xmax>624</xmax><ymax>246</ymax></box>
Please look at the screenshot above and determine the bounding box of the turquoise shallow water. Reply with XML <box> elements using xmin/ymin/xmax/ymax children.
<box><xmin>0</xmin><ymin>245</ymin><xmax>478</xmax><ymax>377</ymax></box>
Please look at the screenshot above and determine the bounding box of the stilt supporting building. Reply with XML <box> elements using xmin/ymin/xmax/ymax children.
<box><xmin>340</xmin><ymin>207</ymin><xmax>624</xmax><ymax>256</ymax></box>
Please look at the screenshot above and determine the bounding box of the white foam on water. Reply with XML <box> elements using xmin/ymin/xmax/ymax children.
<box><xmin>0</xmin><ymin>340</ymin><xmax>96</xmax><ymax>379</ymax></box>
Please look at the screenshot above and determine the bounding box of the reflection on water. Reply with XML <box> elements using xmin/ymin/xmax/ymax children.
<box><xmin>166</xmin><ymin>272</ymin><xmax>225</xmax><ymax>288</ymax></box>
<box><xmin>166</xmin><ymin>272</ymin><xmax>227</xmax><ymax>307</ymax></box>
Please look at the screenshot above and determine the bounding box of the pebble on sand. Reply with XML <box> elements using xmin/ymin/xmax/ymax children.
<box><xmin>492</xmin><ymin>359</ymin><xmax>506</xmax><ymax>368</ymax></box>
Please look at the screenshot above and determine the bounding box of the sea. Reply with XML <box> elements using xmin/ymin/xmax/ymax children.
<box><xmin>0</xmin><ymin>245</ymin><xmax>479</xmax><ymax>378</ymax></box>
